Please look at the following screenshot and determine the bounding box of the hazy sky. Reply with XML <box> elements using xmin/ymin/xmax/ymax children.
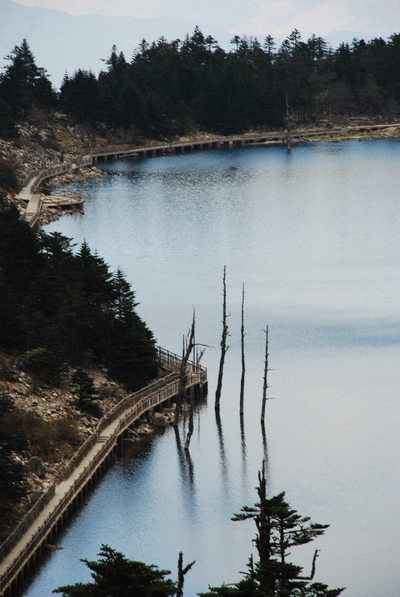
<box><xmin>9</xmin><ymin>0</ymin><xmax>400</xmax><ymax>43</ymax></box>
<box><xmin>2</xmin><ymin>0</ymin><xmax>398</xmax><ymax>87</ymax></box>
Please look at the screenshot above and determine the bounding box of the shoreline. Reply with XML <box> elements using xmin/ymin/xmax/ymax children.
<box><xmin>2</xmin><ymin>120</ymin><xmax>400</xmax><ymax>227</ymax></box>
<box><xmin>39</xmin><ymin>123</ymin><xmax>400</xmax><ymax>227</ymax></box>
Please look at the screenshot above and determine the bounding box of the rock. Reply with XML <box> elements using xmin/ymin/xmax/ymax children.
<box><xmin>126</xmin><ymin>428</ymin><xmax>139</xmax><ymax>438</ymax></box>
<box><xmin>27</xmin><ymin>490</ymin><xmax>44</xmax><ymax>506</ymax></box>
<box><xmin>28</xmin><ymin>473</ymin><xmax>44</xmax><ymax>489</ymax></box>
<box><xmin>151</xmin><ymin>412</ymin><xmax>168</xmax><ymax>428</ymax></box>
<box><xmin>27</xmin><ymin>456</ymin><xmax>47</xmax><ymax>479</ymax></box>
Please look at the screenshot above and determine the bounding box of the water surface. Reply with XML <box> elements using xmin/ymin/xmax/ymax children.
<box><xmin>24</xmin><ymin>139</ymin><xmax>400</xmax><ymax>597</ymax></box>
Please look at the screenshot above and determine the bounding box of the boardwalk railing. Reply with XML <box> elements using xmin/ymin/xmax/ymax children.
<box><xmin>0</xmin><ymin>347</ymin><xmax>207</xmax><ymax>595</ymax></box>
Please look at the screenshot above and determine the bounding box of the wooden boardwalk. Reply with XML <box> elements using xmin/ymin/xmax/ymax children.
<box><xmin>16</xmin><ymin>123</ymin><xmax>398</xmax><ymax>227</ymax></box>
<box><xmin>0</xmin><ymin>347</ymin><xmax>207</xmax><ymax>597</ymax></box>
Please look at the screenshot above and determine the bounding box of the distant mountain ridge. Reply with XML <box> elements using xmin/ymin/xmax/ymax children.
<box><xmin>0</xmin><ymin>0</ymin><xmax>231</xmax><ymax>89</ymax></box>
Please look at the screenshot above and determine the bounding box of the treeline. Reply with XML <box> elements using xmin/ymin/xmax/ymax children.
<box><xmin>0</xmin><ymin>199</ymin><xmax>159</xmax><ymax>391</ymax></box>
<box><xmin>1</xmin><ymin>29</ymin><xmax>400</xmax><ymax>138</ymax></box>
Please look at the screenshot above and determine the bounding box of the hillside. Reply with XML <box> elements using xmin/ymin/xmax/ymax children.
<box><xmin>0</xmin><ymin>349</ymin><xmax>128</xmax><ymax>539</ymax></box>
<box><xmin>0</xmin><ymin>112</ymin><xmax>163</xmax><ymax>541</ymax></box>
<box><xmin>1</xmin><ymin>108</ymin><xmax>400</xmax><ymax>546</ymax></box>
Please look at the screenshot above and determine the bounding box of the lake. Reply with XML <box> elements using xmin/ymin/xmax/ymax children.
<box><xmin>23</xmin><ymin>139</ymin><xmax>400</xmax><ymax>597</ymax></box>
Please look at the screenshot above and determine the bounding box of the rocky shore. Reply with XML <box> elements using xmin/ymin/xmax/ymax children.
<box><xmin>2</xmin><ymin>113</ymin><xmax>399</xmax><ymax>227</ymax></box>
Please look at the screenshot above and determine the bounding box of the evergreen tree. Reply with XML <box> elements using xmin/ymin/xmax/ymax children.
<box><xmin>60</xmin><ymin>69</ymin><xmax>99</xmax><ymax>122</ymax></box>
<box><xmin>0</xmin><ymin>392</ymin><xmax>28</xmax><ymax>522</ymax></box>
<box><xmin>0</xmin><ymin>201</ymin><xmax>44</xmax><ymax>297</ymax></box>
<box><xmin>0</xmin><ymin>209</ymin><xmax>158</xmax><ymax>391</ymax></box>
<box><xmin>108</xmin><ymin>269</ymin><xmax>158</xmax><ymax>390</ymax></box>
<box><xmin>0</xmin><ymin>39</ymin><xmax>57</xmax><ymax>115</ymax></box>
<box><xmin>71</xmin><ymin>369</ymin><xmax>99</xmax><ymax>404</ymax></box>
<box><xmin>53</xmin><ymin>544</ymin><xmax>177</xmax><ymax>597</ymax></box>
<box><xmin>200</xmin><ymin>464</ymin><xmax>345</xmax><ymax>597</ymax></box>
<box><xmin>0</xmin><ymin>99</ymin><xmax>18</xmax><ymax>138</ymax></box>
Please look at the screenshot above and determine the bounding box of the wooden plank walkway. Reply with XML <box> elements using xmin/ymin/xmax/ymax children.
<box><xmin>16</xmin><ymin>123</ymin><xmax>399</xmax><ymax>227</ymax></box>
<box><xmin>0</xmin><ymin>348</ymin><xmax>207</xmax><ymax>596</ymax></box>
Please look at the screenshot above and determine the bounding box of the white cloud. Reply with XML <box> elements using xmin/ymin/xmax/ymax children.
<box><xmin>9</xmin><ymin>0</ymin><xmax>400</xmax><ymax>44</ymax></box>
<box><xmin>230</xmin><ymin>0</ymin><xmax>294</xmax><ymax>36</ymax></box>
<box><xmin>9</xmin><ymin>0</ymin><xmax>176</xmax><ymax>17</ymax></box>
<box><xmin>231</xmin><ymin>0</ymin><xmax>400</xmax><ymax>45</ymax></box>
<box><xmin>277</xmin><ymin>0</ymin><xmax>358</xmax><ymax>38</ymax></box>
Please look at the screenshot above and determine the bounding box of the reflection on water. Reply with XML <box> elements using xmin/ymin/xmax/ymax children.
<box><xmin>23</xmin><ymin>139</ymin><xmax>400</xmax><ymax>597</ymax></box>
<box><xmin>174</xmin><ymin>424</ymin><xmax>195</xmax><ymax>490</ymax></box>
<box><xmin>215</xmin><ymin>409</ymin><xmax>230</xmax><ymax>492</ymax></box>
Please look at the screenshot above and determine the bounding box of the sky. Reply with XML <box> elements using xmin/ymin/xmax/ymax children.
<box><xmin>8</xmin><ymin>0</ymin><xmax>400</xmax><ymax>44</ymax></box>
<box><xmin>2</xmin><ymin>0</ymin><xmax>399</xmax><ymax>87</ymax></box>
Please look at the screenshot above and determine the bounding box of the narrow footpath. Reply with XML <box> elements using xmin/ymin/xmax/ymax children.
<box><xmin>0</xmin><ymin>350</ymin><xmax>207</xmax><ymax>596</ymax></box>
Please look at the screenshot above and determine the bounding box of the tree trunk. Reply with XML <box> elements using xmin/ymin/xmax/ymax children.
<box><xmin>184</xmin><ymin>388</ymin><xmax>194</xmax><ymax>451</ymax></box>
<box><xmin>177</xmin><ymin>551</ymin><xmax>195</xmax><ymax>597</ymax></box>
<box><xmin>260</xmin><ymin>325</ymin><xmax>269</xmax><ymax>423</ymax></box>
<box><xmin>174</xmin><ymin>311</ymin><xmax>195</xmax><ymax>426</ymax></box>
<box><xmin>240</xmin><ymin>283</ymin><xmax>245</xmax><ymax>416</ymax></box>
<box><xmin>215</xmin><ymin>266</ymin><xmax>228</xmax><ymax>410</ymax></box>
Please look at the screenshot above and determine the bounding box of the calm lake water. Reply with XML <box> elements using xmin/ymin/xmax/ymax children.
<box><xmin>24</xmin><ymin>139</ymin><xmax>400</xmax><ymax>597</ymax></box>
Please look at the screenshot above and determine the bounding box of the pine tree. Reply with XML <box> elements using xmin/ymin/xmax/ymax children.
<box><xmin>53</xmin><ymin>544</ymin><xmax>177</xmax><ymax>597</ymax></box>
<box><xmin>0</xmin><ymin>393</ymin><xmax>28</xmax><ymax>523</ymax></box>
<box><xmin>0</xmin><ymin>39</ymin><xmax>57</xmax><ymax>115</ymax></box>
<box><xmin>108</xmin><ymin>269</ymin><xmax>158</xmax><ymax>390</ymax></box>
<box><xmin>200</xmin><ymin>464</ymin><xmax>345</xmax><ymax>597</ymax></box>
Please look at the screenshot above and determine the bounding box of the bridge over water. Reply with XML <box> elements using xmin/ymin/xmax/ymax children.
<box><xmin>0</xmin><ymin>347</ymin><xmax>207</xmax><ymax>597</ymax></box>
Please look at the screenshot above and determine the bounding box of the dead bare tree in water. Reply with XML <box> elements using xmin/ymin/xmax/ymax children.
<box><xmin>177</xmin><ymin>551</ymin><xmax>195</xmax><ymax>597</ymax></box>
<box><xmin>184</xmin><ymin>349</ymin><xmax>205</xmax><ymax>451</ymax></box>
<box><xmin>260</xmin><ymin>325</ymin><xmax>269</xmax><ymax>423</ymax></box>
<box><xmin>174</xmin><ymin>311</ymin><xmax>195</xmax><ymax>427</ymax></box>
<box><xmin>215</xmin><ymin>265</ymin><xmax>229</xmax><ymax>411</ymax></box>
<box><xmin>184</xmin><ymin>390</ymin><xmax>195</xmax><ymax>451</ymax></box>
<box><xmin>240</xmin><ymin>283</ymin><xmax>245</xmax><ymax>417</ymax></box>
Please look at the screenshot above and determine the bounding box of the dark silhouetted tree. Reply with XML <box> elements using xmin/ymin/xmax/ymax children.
<box><xmin>0</xmin><ymin>39</ymin><xmax>57</xmax><ymax>116</ymax></box>
<box><xmin>200</xmin><ymin>463</ymin><xmax>345</xmax><ymax>597</ymax></box>
<box><xmin>53</xmin><ymin>544</ymin><xmax>177</xmax><ymax>597</ymax></box>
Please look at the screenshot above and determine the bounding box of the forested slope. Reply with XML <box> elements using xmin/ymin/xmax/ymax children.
<box><xmin>1</xmin><ymin>29</ymin><xmax>400</xmax><ymax>141</ymax></box>
<box><xmin>0</xmin><ymin>199</ymin><xmax>159</xmax><ymax>537</ymax></box>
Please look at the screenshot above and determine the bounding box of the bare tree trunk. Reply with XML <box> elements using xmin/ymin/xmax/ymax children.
<box><xmin>260</xmin><ymin>325</ymin><xmax>269</xmax><ymax>423</ymax></box>
<box><xmin>215</xmin><ymin>265</ymin><xmax>228</xmax><ymax>411</ymax></box>
<box><xmin>184</xmin><ymin>388</ymin><xmax>194</xmax><ymax>451</ymax></box>
<box><xmin>299</xmin><ymin>548</ymin><xmax>320</xmax><ymax>580</ymax></box>
<box><xmin>177</xmin><ymin>551</ymin><xmax>195</xmax><ymax>597</ymax></box>
<box><xmin>286</xmin><ymin>93</ymin><xmax>291</xmax><ymax>151</ymax></box>
<box><xmin>261</xmin><ymin>420</ymin><xmax>269</xmax><ymax>472</ymax></box>
<box><xmin>174</xmin><ymin>311</ymin><xmax>195</xmax><ymax>427</ymax></box>
<box><xmin>240</xmin><ymin>283</ymin><xmax>245</xmax><ymax>416</ymax></box>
